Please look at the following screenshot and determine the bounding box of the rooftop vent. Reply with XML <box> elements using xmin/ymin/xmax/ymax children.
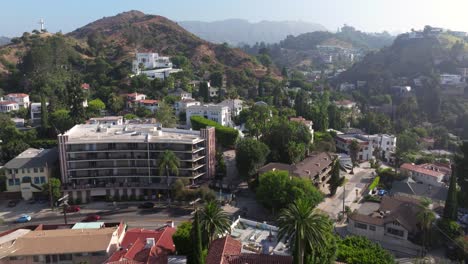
<box><xmin>145</xmin><ymin>238</ymin><xmax>155</xmax><ymax>249</ymax></box>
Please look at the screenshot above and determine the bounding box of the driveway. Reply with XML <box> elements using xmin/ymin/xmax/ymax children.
<box><xmin>317</xmin><ymin>164</ymin><xmax>375</xmax><ymax>220</ymax></box>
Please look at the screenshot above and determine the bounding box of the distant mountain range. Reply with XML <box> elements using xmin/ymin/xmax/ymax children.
<box><xmin>179</xmin><ymin>19</ymin><xmax>327</xmax><ymax>46</ymax></box>
<box><xmin>0</xmin><ymin>36</ymin><xmax>10</xmax><ymax>46</ymax></box>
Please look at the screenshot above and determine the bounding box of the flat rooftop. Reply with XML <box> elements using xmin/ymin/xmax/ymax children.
<box><xmin>5</xmin><ymin>228</ymin><xmax>116</xmax><ymax>256</ymax></box>
<box><xmin>230</xmin><ymin>217</ymin><xmax>289</xmax><ymax>256</ymax></box>
<box><xmin>63</xmin><ymin>124</ymin><xmax>204</xmax><ymax>144</ymax></box>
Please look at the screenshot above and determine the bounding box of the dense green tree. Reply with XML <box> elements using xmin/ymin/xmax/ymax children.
<box><xmin>50</xmin><ymin>109</ymin><xmax>74</xmax><ymax>134</ymax></box>
<box><xmin>199</xmin><ymin>201</ymin><xmax>230</xmax><ymax>248</ymax></box>
<box><xmin>108</xmin><ymin>93</ymin><xmax>125</xmax><ymax>114</ymax></box>
<box><xmin>244</xmin><ymin>104</ymin><xmax>271</xmax><ymax>139</ymax></box>
<box><xmin>192</xmin><ymin>211</ymin><xmax>205</xmax><ymax>264</ymax></box>
<box><xmin>294</xmin><ymin>90</ymin><xmax>311</xmax><ymax>117</ymax></box>
<box><xmin>155</xmin><ymin>101</ymin><xmax>178</xmax><ymax>128</ymax></box>
<box><xmin>262</xmin><ymin>118</ymin><xmax>311</xmax><ymax>163</ymax></box>
<box><xmin>256</xmin><ymin>170</ymin><xmax>323</xmax><ymax>213</ymax></box>
<box><xmin>235</xmin><ymin>138</ymin><xmax>270</xmax><ymax>178</ymax></box>
<box><xmin>2</xmin><ymin>140</ymin><xmax>30</xmax><ymax>162</ymax></box>
<box><xmin>198</xmin><ymin>82</ymin><xmax>210</xmax><ymax>102</ymax></box>
<box><xmin>336</xmin><ymin>236</ymin><xmax>394</xmax><ymax>264</ymax></box>
<box><xmin>328</xmin><ymin>160</ymin><xmax>344</xmax><ymax>196</ymax></box>
<box><xmin>443</xmin><ymin>165</ymin><xmax>458</xmax><ymax>220</ymax></box>
<box><xmin>349</xmin><ymin>140</ymin><xmax>360</xmax><ymax>174</ymax></box>
<box><xmin>67</xmin><ymin>75</ymin><xmax>86</xmax><ymax>125</ymax></box>
<box><xmin>173</xmin><ymin>222</ymin><xmax>192</xmax><ymax>256</ymax></box>
<box><xmin>278</xmin><ymin>199</ymin><xmax>333</xmax><ymax>264</ymax></box>
<box><xmin>40</xmin><ymin>94</ymin><xmax>49</xmax><ymax>131</ymax></box>
<box><xmin>357</xmin><ymin>112</ymin><xmax>392</xmax><ymax>134</ymax></box>
<box><xmin>87</xmin><ymin>98</ymin><xmax>105</xmax><ymax>117</ymax></box>
<box><xmin>209</xmin><ymin>71</ymin><xmax>224</xmax><ymax>88</ymax></box>
<box><xmin>42</xmin><ymin>178</ymin><xmax>62</xmax><ymax>207</ymax></box>
<box><xmin>327</xmin><ymin>104</ymin><xmax>345</xmax><ymax>130</ymax></box>
<box><xmin>396</xmin><ymin>131</ymin><xmax>419</xmax><ymax>154</ymax></box>
<box><xmin>417</xmin><ymin>198</ymin><xmax>436</xmax><ymax>249</ymax></box>
<box><xmin>455</xmin><ymin>142</ymin><xmax>468</xmax><ymax>209</ymax></box>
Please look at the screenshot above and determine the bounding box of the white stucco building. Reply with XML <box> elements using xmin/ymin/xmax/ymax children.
<box><xmin>30</xmin><ymin>102</ymin><xmax>49</xmax><ymax>122</ymax></box>
<box><xmin>131</xmin><ymin>52</ymin><xmax>181</xmax><ymax>80</ymax></box>
<box><xmin>0</xmin><ymin>101</ymin><xmax>19</xmax><ymax>113</ymax></box>
<box><xmin>174</xmin><ymin>99</ymin><xmax>201</xmax><ymax>115</ymax></box>
<box><xmin>217</xmin><ymin>99</ymin><xmax>244</xmax><ymax>117</ymax></box>
<box><xmin>400</xmin><ymin>163</ymin><xmax>445</xmax><ymax>186</ymax></box>
<box><xmin>186</xmin><ymin>104</ymin><xmax>231</xmax><ymax>127</ymax></box>
<box><xmin>5</xmin><ymin>93</ymin><xmax>30</xmax><ymax>108</ymax></box>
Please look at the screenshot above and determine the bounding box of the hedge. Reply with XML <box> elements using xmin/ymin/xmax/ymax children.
<box><xmin>190</xmin><ymin>116</ymin><xmax>239</xmax><ymax>148</ymax></box>
<box><xmin>368</xmin><ymin>176</ymin><xmax>380</xmax><ymax>191</ymax></box>
<box><xmin>29</xmin><ymin>139</ymin><xmax>58</xmax><ymax>149</ymax></box>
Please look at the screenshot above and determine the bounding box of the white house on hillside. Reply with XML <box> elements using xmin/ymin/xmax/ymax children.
<box><xmin>5</xmin><ymin>93</ymin><xmax>30</xmax><ymax>108</ymax></box>
<box><xmin>186</xmin><ymin>104</ymin><xmax>231</xmax><ymax>127</ymax></box>
<box><xmin>218</xmin><ymin>99</ymin><xmax>244</xmax><ymax>117</ymax></box>
<box><xmin>131</xmin><ymin>52</ymin><xmax>181</xmax><ymax>80</ymax></box>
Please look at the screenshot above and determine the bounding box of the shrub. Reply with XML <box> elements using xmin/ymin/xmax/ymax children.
<box><xmin>172</xmin><ymin>222</ymin><xmax>192</xmax><ymax>255</ymax></box>
<box><xmin>190</xmin><ymin>116</ymin><xmax>239</xmax><ymax>148</ymax></box>
<box><xmin>336</xmin><ymin>236</ymin><xmax>394</xmax><ymax>264</ymax></box>
<box><xmin>368</xmin><ymin>176</ymin><xmax>380</xmax><ymax>191</ymax></box>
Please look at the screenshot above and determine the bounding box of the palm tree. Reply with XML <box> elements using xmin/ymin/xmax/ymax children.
<box><xmin>417</xmin><ymin>198</ymin><xmax>436</xmax><ymax>254</ymax></box>
<box><xmin>349</xmin><ymin>139</ymin><xmax>361</xmax><ymax>174</ymax></box>
<box><xmin>159</xmin><ymin>150</ymin><xmax>180</xmax><ymax>188</ymax></box>
<box><xmin>199</xmin><ymin>201</ymin><xmax>230</xmax><ymax>248</ymax></box>
<box><xmin>278</xmin><ymin>199</ymin><xmax>332</xmax><ymax>264</ymax></box>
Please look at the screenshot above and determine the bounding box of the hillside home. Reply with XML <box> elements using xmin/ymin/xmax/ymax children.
<box><xmin>30</xmin><ymin>102</ymin><xmax>49</xmax><ymax>122</ymax></box>
<box><xmin>186</xmin><ymin>104</ymin><xmax>231</xmax><ymax>127</ymax></box>
<box><xmin>5</xmin><ymin>93</ymin><xmax>30</xmax><ymax>108</ymax></box>
<box><xmin>0</xmin><ymin>101</ymin><xmax>19</xmax><ymax>113</ymax></box>
<box><xmin>218</xmin><ymin>99</ymin><xmax>244</xmax><ymax>117</ymax></box>
<box><xmin>174</xmin><ymin>98</ymin><xmax>201</xmax><ymax>115</ymax></box>
<box><xmin>258</xmin><ymin>153</ymin><xmax>335</xmax><ymax>192</ymax></box>
<box><xmin>136</xmin><ymin>99</ymin><xmax>159</xmax><ymax>112</ymax></box>
<box><xmin>400</xmin><ymin>163</ymin><xmax>446</xmax><ymax>186</ymax></box>
<box><xmin>3</xmin><ymin>148</ymin><xmax>58</xmax><ymax>200</ymax></box>
<box><xmin>334</xmin><ymin>99</ymin><xmax>357</xmax><ymax>109</ymax></box>
<box><xmin>169</xmin><ymin>88</ymin><xmax>192</xmax><ymax>100</ymax></box>
<box><xmin>347</xmin><ymin>195</ymin><xmax>423</xmax><ymax>256</ymax></box>
<box><xmin>339</xmin><ymin>82</ymin><xmax>356</xmax><ymax>91</ymax></box>
<box><xmin>335</xmin><ymin>133</ymin><xmax>396</xmax><ymax>162</ymax></box>
<box><xmin>131</xmin><ymin>52</ymin><xmax>181</xmax><ymax>80</ymax></box>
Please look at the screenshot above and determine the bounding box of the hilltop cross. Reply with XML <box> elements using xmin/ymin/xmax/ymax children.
<box><xmin>39</xmin><ymin>19</ymin><xmax>45</xmax><ymax>31</ymax></box>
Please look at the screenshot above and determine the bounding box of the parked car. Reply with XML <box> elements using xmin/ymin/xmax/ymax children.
<box><xmin>82</xmin><ymin>214</ymin><xmax>101</xmax><ymax>222</ymax></box>
<box><xmin>65</xmin><ymin>205</ymin><xmax>80</xmax><ymax>213</ymax></box>
<box><xmin>7</xmin><ymin>200</ymin><xmax>17</xmax><ymax>207</ymax></box>
<box><xmin>15</xmin><ymin>214</ymin><xmax>31</xmax><ymax>223</ymax></box>
<box><xmin>138</xmin><ymin>202</ymin><xmax>155</xmax><ymax>209</ymax></box>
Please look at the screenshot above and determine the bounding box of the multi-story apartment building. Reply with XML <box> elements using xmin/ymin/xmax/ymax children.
<box><xmin>335</xmin><ymin>133</ymin><xmax>397</xmax><ymax>162</ymax></box>
<box><xmin>186</xmin><ymin>104</ymin><xmax>231</xmax><ymax>127</ymax></box>
<box><xmin>174</xmin><ymin>99</ymin><xmax>201</xmax><ymax>115</ymax></box>
<box><xmin>58</xmin><ymin>124</ymin><xmax>215</xmax><ymax>203</ymax></box>
<box><xmin>335</xmin><ymin>134</ymin><xmax>373</xmax><ymax>161</ymax></box>
<box><xmin>4</xmin><ymin>148</ymin><xmax>58</xmax><ymax>200</ymax></box>
<box><xmin>218</xmin><ymin>99</ymin><xmax>244</xmax><ymax>117</ymax></box>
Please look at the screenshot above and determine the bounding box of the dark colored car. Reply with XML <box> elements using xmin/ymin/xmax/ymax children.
<box><xmin>65</xmin><ymin>205</ymin><xmax>80</xmax><ymax>213</ymax></box>
<box><xmin>7</xmin><ymin>200</ymin><xmax>17</xmax><ymax>207</ymax></box>
<box><xmin>82</xmin><ymin>214</ymin><xmax>101</xmax><ymax>222</ymax></box>
<box><xmin>138</xmin><ymin>202</ymin><xmax>155</xmax><ymax>209</ymax></box>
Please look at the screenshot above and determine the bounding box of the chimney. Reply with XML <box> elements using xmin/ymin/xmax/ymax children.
<box><xmin>145</xmin><ymin>238</ymin><xmax>155</xmax><ymax>249</ymax></box>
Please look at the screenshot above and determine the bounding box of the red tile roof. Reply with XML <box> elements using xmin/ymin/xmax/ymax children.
<box><xmin>400</xmin><ymin>163</ymin><xmax>444</xmax><ymax>178</ymax></box>
<box><xmin>289</xmin><ymin>116</ymin><xmax>313</xmax><ymax>126</ymax></box>
<box><xmin>106</xmin><ymin>227</ymin><xmax>175</xmax><ymax>264</ymax></box>
<box><xmin>138</xmin><ymin>99</ymin><xmax>159</xmax><ymax>105</ymax></box>
<box><xmin>207</xmin><ymin>236</ymin><xmax>292</xmax><ymax>264</ymax></box>
<box><xmin>334</xmin><ymin>99</ymin><xmax>355</xmax><ymax>106</ymax></box>
<box><xmin>206</xmin><ymin>236</ymin><xmax>242</xmax><ymax>264</ymax></box>
<box><xmin>0</xmin><ymin>101</ymin><xmax>18</xmax><ymax>105</ymax></box>
<box><xmin>6</xmin><ymin>93</ymin><xmax>29</xmax><ymax>98</ymax></box>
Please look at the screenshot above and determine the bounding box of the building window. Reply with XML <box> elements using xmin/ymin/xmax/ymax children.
<box><xmin>15</xmin><ymin>179</ymin><xmax>20</xmax><ymax>185</ymax></box>
<box><xmin>40</xmin><ymin>176</ymin><xmax>46</xmax><ymax>184</ymax></box>
<box><xmin>8</xmin><ymin>179</ymin><xmax>14</xmax><ymax>186</ymax></box>
<box><xmin>40</xmin><ymin>167</ymin><xmax>44</xmax><ymax>172</ymax></box>
<box><xmin>354</xmin><ymin>222</ymin><xmax>367</xmax><ymax>230</ymax></box>
<box><xmin>15</xmin><ymin>169</ymin><xmax>19</xmax><ymax>174</ymax></box>
<box><xmin>34</xmin><ymin>168</ymin><xmax>38</xmax><ymax>173</ymax></box>
<box><xmin>27</xmin><ymin>168</ymin><xmax>31</xmax><ymax>173</ymax></box>
<box><xmin>369</xmin><ymin>225</ymin><xmax>376</xmax><ymax>231</ymax></box>
<box><xmin>33</xmin><ymin>256</ymin><xmax>40</xmax><ymax>262</ymax></box>
<box><xmin>34</xmin><ymin>177</ymin><xmax>40</xmax><ymax>184</ymax></box>
<box><xmin>59</xmin><ymin>254</ymin><xmax>72</xmax><ymax>261</ymax></box>
<box><xmin>387</xmin><ymin>227</ymin><xmax>404</xmax><ymax>237</ymax></box>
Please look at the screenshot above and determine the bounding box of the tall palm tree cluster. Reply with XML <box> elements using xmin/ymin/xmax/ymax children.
<box><xmin>192</xmin><ymin>201</ymin><xmax>231</xmax><ymax>264</ymax></box>
<box><xmin>278</xmin><ymin>199</ymin><xmax>333</xmax><ymax>264</ymax></box>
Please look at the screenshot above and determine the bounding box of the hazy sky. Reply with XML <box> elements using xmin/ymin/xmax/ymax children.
<box><xmin>1</xmin><ymin>0</ymin><xmax>468</xmax><ymax>37</ymax></box>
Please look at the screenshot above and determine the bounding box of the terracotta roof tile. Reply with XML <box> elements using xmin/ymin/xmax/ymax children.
<box><xmin>400</xmin><ymin>163</ymin><xmax>444</xmax><ymax>178</ymax></box>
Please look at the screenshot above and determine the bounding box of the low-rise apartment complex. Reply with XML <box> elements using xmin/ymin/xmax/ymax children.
<box><xmin>4</xmin><ymin>148</ymin><xmax>58</xmax><ymax>200</ymax></box>
<box><xmin>335</xmin><ymin>133</ymin><xmax>397</xmax><ymax>162</ymax></box>
<box><xmin>399</xmin><ymin>163</ymin><xmax>447</xmax><ymax>186</ymax></box>
<box><xmin>58</xmin><ymin>124</ymin><xmax>216</xmax><ymax>203</ymax></box>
